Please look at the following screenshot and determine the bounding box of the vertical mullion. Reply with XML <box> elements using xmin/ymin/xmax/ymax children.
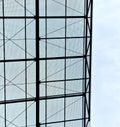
<box><xmin>89</xmin><ymin>0</ymin><xmax>93</xmax><ymax>122</ymax></box>
<box><xmin>84</xmin><ymin>0</ymin><xmax>88</xmax><ymax>127</ymax></box>
<box><xmin>45</xmin><ymin>0</ymin><xmax>47</xmax><ymax>127</ymax></box>
<box><xmin>36</xmin><ymin>0</ymin><xmax>40</xmax><ymax>127</ymax></box>
<box><xmin>2</xmin><ymin>0</ymin><xmax>6</xmax><ymax>127</ymax></box>
<box><xmin>24</xmin><ymin>0</ymin><xmax>27</xmax><ymax>126</ymax></box>
<box><xmin>64</xmin><ymin>0</ymin><xmax>67</xmax><ymax>127</ymax></box>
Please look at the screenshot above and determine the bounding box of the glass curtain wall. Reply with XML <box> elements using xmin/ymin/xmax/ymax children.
<box><xmin>0</xmin><ymin>0</ymin><xmax>93</xmax><ymax>127</ymax></box>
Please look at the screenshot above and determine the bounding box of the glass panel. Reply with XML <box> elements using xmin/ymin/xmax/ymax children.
<box><xmin>5</xmin><ymin>19</ymin><xmax>24</xmax><ymax>39</ymax></box>
<box><xmin>40</xmin><ymin>61</ymin><xmax>45</xmax><ymax>81</ymax></box>
<box><xmin>47</xmin><ymin>0</ymin><xmax>65</xmax><ymax>16</ymax></box>
<box><xmin>0</xmin><ymin>1</ymin><xmax>2</xmax><ymax>16</ymax></box>
<box><xmin>47</xmin><ymin>98</ymin><xmax>64</xmax><ymax>122</ymax></box>
<box><xmin>6</xmin><ymin>62</ymin><xmax>25</xmax><ymax>100</ymax></box>
<box><xmin>88</xmin><ymin>3</ymin><xmax>91</xmax><ymax>17</ymax></box>
<box><xmin>66</xmin><ymin>97</ymin><xmax>82</xmax><ymax>120</ymax></box>
<box><xmin>26</xmin><ymin>19</ymin><xmax>36</xmax><ymax>58</ymax></box>
<box><xmin>27</xmin><ymin>40</ymin><xmax>36</xmax><ymax>58</ymax></box>
<box><xmin>40</xmin><ymin>40</ymin><xmax>46</xmax><ymax>58</ymax></box>
<box><xmin>0</xmin><ymin>19</ymin><xmax>3</xmax><ymax>60</ymax></box>
<box><xmin>47</xmin><ymin>60</ymin><xmax>64</xmax><ymax>81</ymax></box>
<box><xmin>67</xmin><ymin>19</ymin><xmax>84</xmax><ymax>37</ymax></box>
<box><xmin>27</xmin><ymin>62</ymin><xmax>36</xmax><ymax>97</ymax></box>
<box><xmin>66</xmin><ymin>80</ymin><xmax>83</xmax><ymax>94</ymax></box>
<box><xmin>5</xmin><ymin>40</ymin><xmax>25</xmax><ymax>59</ymax></box>
<box><xmin>6</xmin><ymin>84</ymin><xmax>25</xmax><ymax>100</ymax></box>
<box><xmin>0</xmin><ymin>63</ymin><xmax>4</xmax><ymax>100</ymax></box>
<box><xmin>5</xmin><ymin>19</ymin><xmax>25</xmax><ymax>59</ymax></box>
<box><xmin>66</xmin><ymin>58</ymin><xmax>83</xmax><ymax>79</ymax></box>
<box><xmin>6</xmin><ymin>62</ymin><xmax>25</xmax><ymax>84</ymax></box>
<box><xmin>6</xmin><ymin>102</ymin><xmax>25</xmax><ymax>127</ymax></box>
<box><xmin>47</xmin><ymin>39</ymin><xmax>65</xmax><ymax>57</ymax></box>
<box><xmin>47</xmin><ymin>19</ymin><xmax>65</xmax><ymax>38</ymax></box>
<box><xmin>27</xmin><ymin>101</ymin><xmax>36</xmax><ymax>126</ymax></box>
<box><xmin>26</xmin><ymin>19</ymin><xmax>35</xmax><ymax>38</ymax></box>
<box><xmin>47</xmin><ymin>122</ymin><xmax>64</xmax><ymax>127</ymax></box>
<box><xmin>26</xmin><ymin>0</ymin><xmax>35</xmax><ymax>16</ymax></box>
<box><xmin>27</xmin><ymin>82</ymin><xmax>36</xmax><ymax>98</ymax></box>
<box><xmin>39</xmin><ymin>0</ymin><xmax>45</xmax><ymax>16</ymax></box>
<box><xmin>47</xmin><ymin>81</ymin><xmax>64</xmax><ymax>96</ymax></box>
<box><xmin>40</xmin><ymin>19</ymin><xmax>45</xmax><ymax>38</ymax></box>
<box><xmin>67</xmin><ymin>0</ymin><xmax>84</xmax><ymax>16</ymax></box>
<box><xmin>66</xmin><ymin>120</ymin><xmax>82</xmax><ymax>127</ymax></box>
<box><xmin>40</xmin><ymin>83</ymin><xmax>45</xmax><ymax>96</ymax></box>
<box><xmin>0</xmin><ymin>105</ymin><xmax>4</xmax><ymax>126</ymax></box>
<box><xmin>66</xmin><ymin>38</ymin><xmax>84</xmax><ymax>56</ymax></box>
<box><xmin>40</xmin><ymin>100</ymin><xmax>45</xmax><ymax>123</ymax></box>
<box><xmin>40</xmin><ymin>82</ymin><xmax>65</xmax><ymax>97</ymax></box>
<box><xmin>4</xmin><ymin>0</ymin><xmax>24</xmax><ymax>16</ymax></box>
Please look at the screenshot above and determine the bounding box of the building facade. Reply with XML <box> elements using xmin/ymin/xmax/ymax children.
<box><xmin>0</xmin><ymin>0</ymin><xmax>93</xmax><ymax>127</ymax></box>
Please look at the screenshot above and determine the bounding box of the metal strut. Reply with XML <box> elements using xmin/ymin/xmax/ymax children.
<box><xmin>36</xmin><ymin>0</ymin><xmax>40</xmax><ymax>127</ymax></box>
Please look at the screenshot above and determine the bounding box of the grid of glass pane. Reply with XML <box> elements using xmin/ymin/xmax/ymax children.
<box><xmin>0</xmin><ymin>0</ymin><xmax>93</xmax><ymax>127</ymax></box>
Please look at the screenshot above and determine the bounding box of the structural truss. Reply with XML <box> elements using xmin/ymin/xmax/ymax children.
<box><xmin>0</xmin><ymin>0</ymin><xmax>93</xmax><ymax>127</ymax></box>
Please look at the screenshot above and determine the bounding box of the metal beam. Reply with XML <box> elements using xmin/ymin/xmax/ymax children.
<box><xmin>35</xmin><ymin>0</ymin><xmax>40</xmax><ymax>127</ymax></box>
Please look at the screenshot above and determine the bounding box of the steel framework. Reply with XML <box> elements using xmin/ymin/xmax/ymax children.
<box><xmin>0</xmin><ymin>0</ymin><xmax>93</xmax><ymax>127</ymax></box>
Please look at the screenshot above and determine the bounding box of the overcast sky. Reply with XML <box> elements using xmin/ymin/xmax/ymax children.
<box><xmin>92</xmin><ymin>0</ymin><xmax>120</xmax><ymax>127</ymax></box>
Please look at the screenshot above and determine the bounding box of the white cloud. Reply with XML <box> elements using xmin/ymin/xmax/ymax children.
<box><xmin>92</xmin><ymin>0</ymin><xmax>120</xmax><ymax>127</ymax></box>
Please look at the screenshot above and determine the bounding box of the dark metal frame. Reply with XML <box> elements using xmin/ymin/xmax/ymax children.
<box><xmin>0</xmin><ymin>0</ymin><xmax>93</xmax><ymax>127</ymax></box>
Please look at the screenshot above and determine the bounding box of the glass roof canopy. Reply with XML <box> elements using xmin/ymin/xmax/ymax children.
<box><xmin>0</xmin><ymin>0</ymin><xmax>93</xmax><ymax>127</ymax></box>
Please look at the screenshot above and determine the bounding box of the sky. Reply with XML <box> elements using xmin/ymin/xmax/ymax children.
<box><xmin>92</xmin><ymin>0</ymin><xmax>120</xmax><ymax>127</ymax></box>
